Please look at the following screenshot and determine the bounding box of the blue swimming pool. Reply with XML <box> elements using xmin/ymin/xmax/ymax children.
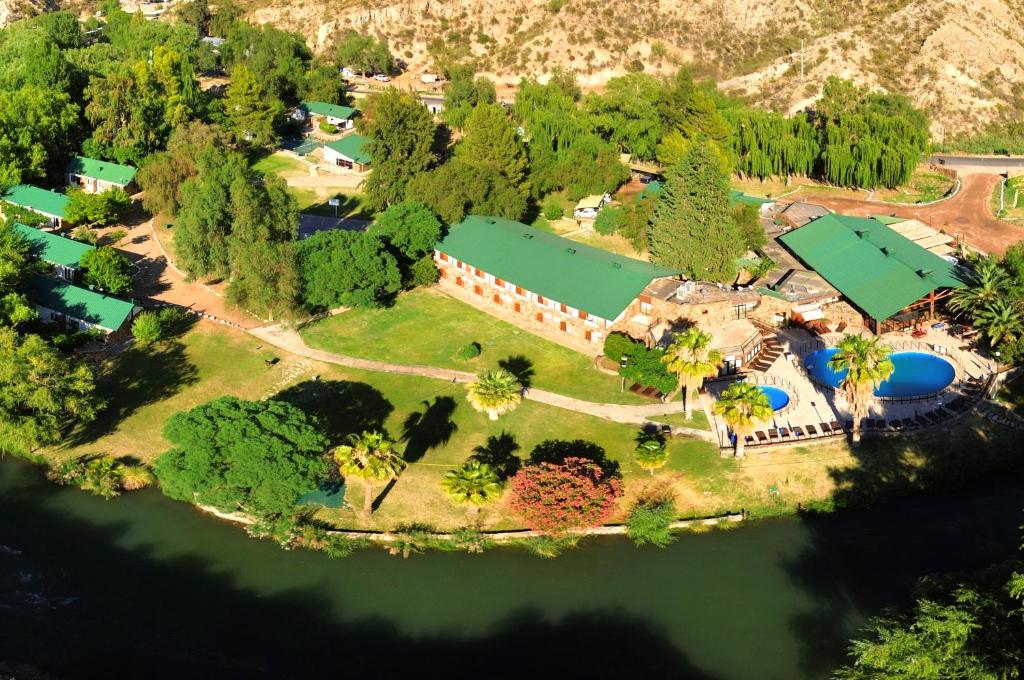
<box><xmin>757</xmin><ymin>385</ymin><xmax>791</xmax><ymax>411</ymax></box>
<box><xmin>804</xmin><ymin>349</ymin><xmax>955</xmax><ymax>398</ymax></box>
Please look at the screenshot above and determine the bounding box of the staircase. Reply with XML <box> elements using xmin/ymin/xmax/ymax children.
<box><xmin>746</xmin><ymin>334</ymin><xmax>784</xmax><ymax>373</ymax></box>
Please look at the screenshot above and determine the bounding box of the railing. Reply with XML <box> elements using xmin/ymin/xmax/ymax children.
<box><xmin>742</xmin><ymin>373</ymin><xmax>801</xmax><ymax>415</ymax></box>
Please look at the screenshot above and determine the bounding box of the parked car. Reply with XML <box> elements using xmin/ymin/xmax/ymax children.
<box><xmin>639</xmin><ymin>174</ymin><xmax>659</xmax><ymax>184</ymax></box>
<box><xmin>420</xmin><ymin>73</ymin><xmax>439</xmax><ymax>84</ymax></box>
<box><xmin>341</xmin><ymin>67</ymin><xmax>356</xmax><ymax>78</ymax></box>
<box><xmin>374</xmin><ymin>73</ymin><xmax>391</xmax><ymax>82</ymax></box>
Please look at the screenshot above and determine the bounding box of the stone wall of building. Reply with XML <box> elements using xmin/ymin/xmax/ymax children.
<box><xmin>435</xmin><ymin>252</ymin><xmax>613</xmax><ymax>355</ymax></box>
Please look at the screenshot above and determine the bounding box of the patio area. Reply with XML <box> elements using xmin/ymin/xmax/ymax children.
<box><xmin>704</xmin><ymin>325</ymin><xmax>995</xmax><ymax>450</ymax></box>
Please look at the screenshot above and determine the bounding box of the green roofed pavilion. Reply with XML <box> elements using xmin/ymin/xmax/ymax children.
<box><xmin>2</xmin><ymin>184</ymin><xmax>69</xmax><ymax>219</ymax></box>
<box><xmin>779</xmin><ymin>214</ymin><xmax>964</xmax><ymax>321</ymax></box>
<box><xmin>325</xmin><ymin>134</ymin><xmax>372</xmax><ymax>165</ymax></box>
<box><xmin>300</xmin><ymin>101</ymin><xmax>357</xmax><ymax>120</ymax></box>
<box><xmin>729</xmin><ymin>190</ymin><xmax>773</xmax><ymax>208</ymax></box>
<box><xmin>26</xmin><ymin>273</ymin><xmax>134</xmax><ymax>332</ymax></box>
<box><xmin>14</xmin><ymin>223</ymin><xmax>94</xmax><ymax>268</ymax></box>
<box><xmin>436</xmin><ymin>215</ymin><xmax>678</xmax><ymax>321</ymax></box>
<box><xmin>67</xmin><ymin>156</ymin><xmax>137</xmax><ymax>187</ymax></box>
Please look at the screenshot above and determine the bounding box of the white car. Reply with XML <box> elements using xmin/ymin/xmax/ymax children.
<box><xmin>341</xmin><ymin>67</ymin><xmax>356</xmax><ymax>78</ymax></box>
<box><xmin>374</xmin><ymin>73</ymin><xmax>391</xmax><ymax>82</ymax></box>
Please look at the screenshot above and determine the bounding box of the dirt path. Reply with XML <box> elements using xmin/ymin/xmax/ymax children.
<box><xmin>116</xmin><ymin>218</ymin><xmax>261</xmax><ymax>329</ymax></box>
<box><xmin>248</xmin><ymin>323</ymin><xmax>717</xmax><ymax>440</ymax></box>
<box><xmin>809</xmin><ymin>174</ymin><xmax>1024</xmax><ymax>256</ymax></box>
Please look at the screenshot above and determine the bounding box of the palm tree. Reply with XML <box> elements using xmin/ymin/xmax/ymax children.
<box><xmin>948</xmin><ymin>258</ymin><xmax>1008</xmax><ymax>317</ymax></box>
<box><xmin>634</xmin><ymin>431</ymin><xmax>669</xmax><ymax>475</ymax></box>
<box><xmin>466</xmin><ymin>368</ymin><xmax>523</xmax><ymax>420</ymax></box>
<box><xmin>974</xmin><ymin>298</ymin><xmax>1024</xmax><ymax>348</ymax></box>
<box><xmin>712</xmin><ymin>382</ymin><xmax>772</xmax><ymax>459</ymax></box>
<box><xmin>440</xmin><ymin>460</ymin><xmax>503</xmax><ymax>521</ymax></box>
<box><xmin>334</xmin><ymin>430</ymin><xmax>407</xmax><ymax>518</ymax></box>
<box><xmin>828</xmin><ymin>334</ymin><xmax>894</xmax><ymax>444</ymax></box>
<box><xmin>661</xmin><ymin>327</ymin><xmax>723</xmax><ymax>419</ymax></box>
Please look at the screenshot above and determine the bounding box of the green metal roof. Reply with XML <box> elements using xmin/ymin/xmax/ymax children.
<box><xmin>730</xmin><ymin>190</ymin><xmax>773</xmax><ymax>207</ymax></box>
<box><xmin>2</xmin><ymin>184</ymin><xmax>69</xmax><ymax>218</ymax></box>
<box><xmin>26</xmin><ymin>273</ymin><xmax>134</xmax><ymax>331</ymax></box>
<box><xmin>14</xmin><ymin>222</ymin><xmax>94</xmax><ymax>268</ymax></box>
<box><xmin>436</xmin><ymin>215</ymin><xmax>678</xmax><ymax>320</ymax></box>
<box><xmin>66</xmin><ymin>156</ymin><xmax>137</xmax><ymax>186</ymax></box>
<box><xmin>300</xmin><ymin>101</ymin><xmax>357</xmax><ymax>120</ymax></box>
<box><xmin>779</xmin><ymin>214</ymin><xmax>964</xmax><ymax>320</ymax></box>
<box><xmin>871</xmin><ymin>214</ymin><xmax>905</xmax><ymax>225</ymax></box>
<box><xmin>325</xmin><ymin>134</ymin><xmax>371</xmax><ymax>164</ymax></box>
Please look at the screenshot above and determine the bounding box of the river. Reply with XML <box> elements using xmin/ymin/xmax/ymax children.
<box><xmin>2</xmin><ymin>457</ymin><xmax>1021</xmax><ymax>680</ymax></box>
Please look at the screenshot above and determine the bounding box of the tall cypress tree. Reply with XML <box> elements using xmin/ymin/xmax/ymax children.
<box><xmin>648</xmin><ymin>140</ymin><xmax>744</xmax><ymax>283</ymax></box>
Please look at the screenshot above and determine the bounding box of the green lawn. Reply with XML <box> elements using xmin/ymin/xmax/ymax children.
<box><xmin>300</xmin><ymin>288</ymin><xmax>650</xmax><ymax>405</ymax></box>
<box><xmin>649</xmin><ymin>409</ymin><xmax>711</xmax><ymax>431</ymax></box>
<box><xmin>876</xmin><ymin>169</ymin><xmax>955</xmax><ymax>204</ymax></box>
<box><xmin>252</xmin><ymin>153</ymin><xmax>309</xmax><ymax>177</ymax></box>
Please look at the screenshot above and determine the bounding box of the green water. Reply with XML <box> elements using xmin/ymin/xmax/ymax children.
<box><xmin>2</xmin><ymin>458</ymin><xmax>1021</xmax><ymax>679</ymax></box>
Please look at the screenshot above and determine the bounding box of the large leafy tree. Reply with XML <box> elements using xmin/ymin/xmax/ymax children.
<box><xmin>174</xmin><ymin>146</ymin><xmax>251</xmax><ymax>279</ymax></box>
<box><xmin>64</xmin><ymin>188</ymin><xmax>131</xmax><ymax>228</ymax></box>
<box><xmin>0</xmin><ymin>221</ymin><xmax>34</xmax><ymax>326</ymax></box>
<box><xmin>407</xmin><ymin>160</ymin><xmax>528</xmax><ymax>224</ymax></box>
<box><xmin>584</xmin><ymin>73</ymin><xmax>665</xmax><ymax>161</ymax></box>
<box><xmin>361</xmin><ymin>89</ymin><xmax>436</xmax><ymax>211</ymax></box>
<box><xmin>137</xmin><ymin>122</ymin><xmax>233</xmax><ymax>217</ymax></box>
<box><xmin>442</xmin><ymin>66</ymin><xmax>496</xmax><ymax>129</ymax></box>
<box><xmin>440</xmin><ymin>460</ymin><xmax>503</xmax><ymax>521</ymax></box>
<box><xmin>466</xmin><ymin>368</ymin><xmax>523</xmax><ymax>421</ymax></box>
<box><xmin>828</xmin><ymin>334</ymin><xmax>895</xmax><ymax>444</ymax></box>
<box><xmin>334</xmin><ymin>30</ymin><xmax>393</xmax><ymax>76</ymax></box>
<box><xmin>222</xmin><ymin>65</ymin><xmax>283</xmax><ymax>148</ymax></box>
<box><xmin>661</xmin><ymin>327</ymin><xmax>722</xmax><ymax>417</ymax></box>
<box><xmin>368</xmin><ymin>200</ymin><xmax>442</xmax><ymax>274</ymax></box>
<box><xmin>0</xmin><ymin>85</ymin><xmax>80</xmax><ymax>188</ymax></box>
<box><xmin>712</xmin><ymin>381</ymin><xmax>772</xmax><ymax>458</ymax></box>
<box><xmin>633</xmin><ymin>431</ymin><xmax>669</xmax><ymax>476</ymax></box>
<box><xmin>648</xmin><ymin>140</ymin><xmax>744</xmax><ymax>282</ymax></box>
<box><xmin>221</xmin><ymin>22</ymin><xmax>311</xmax><ymax>104</ymax></box>
<box><xmin>333</xmin><ymin>430</ymin><xmax>406</xmax><ymax>518</ymax></box>
<box><xmin>295</xmin><ymin>230</ymin><xmax>401</xmax><ymax>310</ymax></box>
<box><xmin>154</xmin><ymin>396</ymin><xmax>329</xmax><ymax>517</ymax></box>
<box><xmin>79</xmin><ymin>246</ymin><xmax>134</xmax><ymax>296</ymax></box>
<box><xmin>508</xmin><ymin>457</ymin><xmax>622</xmax><ymax>533</ymax></box>
<box><xmin>0</xmin><ymin>328</ymin><xmax>100</xmax><ymax>453</ymax></box>
<box><xmin>225</xmin><ymin>174</ymin><xmax>300</xmax><ymax>321</ymax></box>
<box><xmin>457</xmin><ymin>102</ymin><xmax>529</xmax><ymax>188</ymax></box>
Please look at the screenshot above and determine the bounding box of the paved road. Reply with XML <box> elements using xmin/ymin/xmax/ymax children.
<box><xmin>810</xmin><ymin>173</ymin><xmax>1024</xmax><ymax>255</ymax></box>
<box><xmin>931</xmin><ymin>154</ymin><xmax>1024</xmax><ymax>173</ymax></box>
<box><xmin>248</xmin><ymin>323</ymin><xmax>717</xmax><ymax>439</ymax></box>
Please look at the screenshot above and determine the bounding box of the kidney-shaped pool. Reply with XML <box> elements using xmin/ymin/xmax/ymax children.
<box><xmin>804</xmin><ymin>348</ymin><xmax>955</xmax><ymax>398</ymax></box>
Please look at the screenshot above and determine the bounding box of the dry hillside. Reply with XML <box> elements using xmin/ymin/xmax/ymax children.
<box><xmin>244</xmin><ymin>0</ymin><xmax>1024</xmax><ymax>134</ymax></box>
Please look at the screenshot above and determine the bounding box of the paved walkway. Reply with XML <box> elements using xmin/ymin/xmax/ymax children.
<box><xmin>248</xmin><ymin>323</ymin><xmax>716</xmax><ymax>439</ymax></box>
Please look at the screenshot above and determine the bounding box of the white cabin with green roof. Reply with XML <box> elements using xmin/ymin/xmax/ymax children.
<box><xmin>66</xmin><ymin>156</ymin><xmax>138</xmax><ymax>194</ymax></box>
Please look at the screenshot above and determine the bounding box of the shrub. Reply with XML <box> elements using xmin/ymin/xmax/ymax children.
<box><xmin>318</xmin><ymin>121</ymin><xmax>338</xmax><ymax>134</ymax></box>
<box><xmin>455</xmin><ymin>341</ymin><xmax>482</xmax><ymax>360</ymax></box>
<box><xmin>406</xmin><ymin>255</ymin><xmax>439</xmax><ymax>288</ymax></box>
<box><xmin>508</xmin><ymin>457</ymin><xmax>622</xmax><ymax>532</ymax></box>
<box><xmin>594</xmin><ymin>206</ymin><xmax>622</xmax><ymax>235</ymax></box>
<box><xmin>603</xmin><ymin>332</ymin><xmax>638</xmax><ymax>362</ymax></box>
<box><xmin>626</xmin><ymin>500</ymin><xmax>677</xmax><ymax>547</ymax></box>
<box><xmin>119</xmin><ymin>464</ymin><xmax>156</xmax><ymax>491</ymax></box>
<box><xmin>72</xmin><ymin>226</ymin><xmax>98</xmax><ymax>244</ymax></box>
<box><xmin>132</xmin><ymin>312</ymin><xmax>164</xmax><ymax>345</ymax></box>
<box><xmin>621</xmin><ymin>345</ymin><xmax>677</xmax><ymax>394</ymax></box>
<box><xmin>542</xmin><ymin>198</ymin><xmax>564</xmax><ymax>220</ymax></box>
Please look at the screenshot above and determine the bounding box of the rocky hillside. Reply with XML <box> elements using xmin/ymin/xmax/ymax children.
<box><xmin>244</xmin><ymin>0</ymin><xmax>1024</xmax><ymax>135</ymax></box>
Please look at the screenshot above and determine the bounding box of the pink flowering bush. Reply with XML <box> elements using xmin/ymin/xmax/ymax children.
<box><xmin>508</xmin><ymin>457</ymin><xmax>622</xmax><ymax>532</ymax></box>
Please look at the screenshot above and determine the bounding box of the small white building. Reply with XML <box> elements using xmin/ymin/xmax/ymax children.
<box><xmin>293</xmin><ymin>101</ymin><xmax>358</xmax><ymax>130</ymax></box>
<box><xmin>322</xmin><ymin>134</ymin><xmax>372</xmax><ymax>173</ymax></box>
<box><xmin>66</xmin><ymin>156</ymin><xmax>138</xmax><ymax>194</ymax></box>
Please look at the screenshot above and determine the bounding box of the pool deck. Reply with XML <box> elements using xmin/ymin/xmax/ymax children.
<box><xmin>706</xmin><ymin>326</ymin><xmax>993</xmax><ymax>448</ymax></box>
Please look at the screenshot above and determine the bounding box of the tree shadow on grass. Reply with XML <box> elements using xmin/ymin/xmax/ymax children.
<box><xmin>529</xmin><ymin>439</ymin><xmax>620</xmax><ymax>477</ymax></box>
<box><xmin>274</xmin><ymin>380</ymin><xmax>393</xmax><ymax>444</ymax></box>
<box><xmin>499</xmin><ymin>355</ymin><xmax>534</xmax><ymax>389</ymax></box>
<box><xmin>401</xmin><ymin>396</ymin><xmax>458</xmax><ymax>463</ymax></box>
<box><xmin>68</xmin><ymin>340</ymin><xmax>199</xmax><ymax>447</ymax></box>
<box><xmin>471</xmin><ymin>432</ymin><xmax>522</xmax><ymax>480</ymax></box>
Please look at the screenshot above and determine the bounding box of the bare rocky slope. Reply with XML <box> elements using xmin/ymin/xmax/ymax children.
<box><xmin>244</xmin><ymin>0</ymin><xmax>1024</xmax><ymax>135</ymax></box>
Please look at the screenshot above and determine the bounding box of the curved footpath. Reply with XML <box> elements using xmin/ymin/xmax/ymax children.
<box><xmin>248</xmin><ymin>323</ymin><xmax>717</xmax><ymax>441</ymax></box>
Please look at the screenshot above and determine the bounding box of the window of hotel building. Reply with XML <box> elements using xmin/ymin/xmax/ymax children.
<box><xmin>578</xmin><ymin>310</ymin><xmax>588</xmax><ymax>320</ymax></box>
<box><xmin>560</xmin><ymin>303</ymin><xmax>568</xmax><ymax>314</ymax></box>
<box><xmin>559</xmin><ymin>321</ymin><xmax>567</xmax><ymax>332</ymax></box>
<box><xmin>495</xmin><ymin>277</ymin><xmax>504</xmax><ymax>287</ymax></box>
<box><xmin>515</xmin><ymin>286</ymin><xmax>524</xmax><ymax>296</ymax></box>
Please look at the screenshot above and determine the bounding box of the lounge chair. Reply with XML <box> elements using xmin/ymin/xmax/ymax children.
<box><xmin>767</xmin><ymin>428</ymin><xmax>779</xmax><ymax>441</ymax></box>
<box><xmin>792</xmin><ymin>426</ymin><xmax>805</xmax><ymax>438</ymax></box>
<box><xmin>779</xmin><ymin>428</ymin><xmax>793</xmax><ymax>441</ymax></box>
<box><xmin>819</xmin><ymin>422</ymin><xmax>832</xmax><ymax>434</ymax></box>
<box><xmin>830</xmin><ymin>420</ymin><xmax>842</xmax><ymax>432</ymax></box>
<box><xmin>756</xmin><ymin>431</ymin><xmax>769</xmax><ymax>444</ymax></box>
<box><xmin>805</xmin><ymin>424</ymin><xmax>819</xmax><ymax>437</ymax></box>
<box><xmin>889</xmin><ymin>419</ymin><xmax>903</xmax><ymax>431</ymax></box>
<box><xmin>744</xmin><ymin>434</ymin><xmax>758</xmax><ymax>447</ymax></box>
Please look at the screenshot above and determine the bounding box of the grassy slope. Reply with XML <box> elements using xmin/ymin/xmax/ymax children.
<box><xmin>49</xmin><ymin>322</ymin><xmax>1024</xmax><ymax>533</ymax></box>
<box><xmin>300</xmin><ymin>288</ymin><xmax>649</xmax><ymax>405</ymax></box>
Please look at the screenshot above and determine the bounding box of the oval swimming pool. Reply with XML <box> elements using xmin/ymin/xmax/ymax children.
<box><xmin>804</xmin><ymin>348</ymin><xmax>955</xmax><ymax>398</ymax></box>
<box><xmin>757</xmin><ymin>385</ymin><xmax>791</xmax><ymax>411</ymax></box>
